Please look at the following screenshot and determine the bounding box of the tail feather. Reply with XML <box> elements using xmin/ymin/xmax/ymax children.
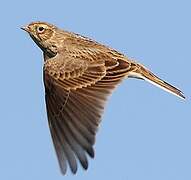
<box><xmin>128</xmin><ymin>63</ymin><xmax>185</xmax><ymax>100</ymax></box>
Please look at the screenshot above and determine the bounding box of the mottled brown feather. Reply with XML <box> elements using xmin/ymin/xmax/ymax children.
<box><xmin>22</xmin><ymin>21</ymin><xmax>185</xmax><ymax>175</ymax></box>
<box><xmin>44</xmin><ymin>52</ymin><xmax>130</xmax><ymax>174</ymax></box>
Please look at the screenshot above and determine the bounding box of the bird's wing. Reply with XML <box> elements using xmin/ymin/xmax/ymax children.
<box><xmin>44</xmin><ymin>53</ymin><xmax>131</xmax><ymax>174</ymax></box>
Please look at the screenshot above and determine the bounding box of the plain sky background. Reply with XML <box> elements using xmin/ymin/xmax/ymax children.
<box><xmin>0</xmin><ymin>0</ymin><xmax>190</xmax><ymax>180</ymax></box>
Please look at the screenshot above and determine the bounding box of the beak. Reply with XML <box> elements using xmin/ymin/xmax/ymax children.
<box><xmin>20</xmin><ymin>26</ymin><xmax>30</xmax><ymax>33</ymax></box>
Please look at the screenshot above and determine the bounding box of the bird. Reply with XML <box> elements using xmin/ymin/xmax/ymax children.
<box><xmin>21</xmin><ymin>21</ymin><xmax>185</xmax><ymax>175</ymax></box>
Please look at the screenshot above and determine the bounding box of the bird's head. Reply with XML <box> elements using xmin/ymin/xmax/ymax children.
<box><xmin>21</xmin><ymin>21</ymin><xmax>59</xmax><ymax>57</ymax></box>
<box><xmin>21</xmin><ymin>22</ymin><xmax>56</xmax><ymax>41</ymax></box>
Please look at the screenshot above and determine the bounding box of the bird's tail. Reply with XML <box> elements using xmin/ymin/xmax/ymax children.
<box><xmin>128</xmin><ymin>63</ymin><xmax>185</xmax><ymax>99</ymax></box>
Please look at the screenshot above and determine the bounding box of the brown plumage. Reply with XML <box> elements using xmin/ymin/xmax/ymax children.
<box><xmin>21</xmin><ymin>21</ymin><xmax>185</xmax><ymax>175</ymax></box>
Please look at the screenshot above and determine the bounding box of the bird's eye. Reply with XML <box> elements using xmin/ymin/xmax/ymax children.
<box><xmin>37</xmin><ymin>26</ymin><xmax>45</xmax><ymax>33</ymax></box>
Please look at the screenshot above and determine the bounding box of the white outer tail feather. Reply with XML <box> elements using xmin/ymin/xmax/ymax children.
<box><xmin>128</xmin><ymin>71</ymin><xmax>185</xmax><ymax>100</ymax></box>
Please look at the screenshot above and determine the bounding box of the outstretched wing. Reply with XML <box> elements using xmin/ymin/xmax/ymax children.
<box><xmin>44</xmin><ymin>53</ymin><xmax>130</xmax><ymax>174</ymax></box>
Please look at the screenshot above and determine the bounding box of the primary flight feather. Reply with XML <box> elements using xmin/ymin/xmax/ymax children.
<box><xmin>21</xmin><ymin>21</ymin><xmax>185</xmax><ymax>175</ymax></box>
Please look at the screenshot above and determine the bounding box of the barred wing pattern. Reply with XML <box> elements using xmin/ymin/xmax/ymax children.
<box><xmin>44</xmin><ymin>54</ymin><xmax>131</xmax><ymax>174</ymax></box>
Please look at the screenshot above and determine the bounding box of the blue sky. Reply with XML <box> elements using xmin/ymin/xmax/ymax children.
<box><xmin>0</xmin><ymin>0</ymin><xmax>190</xmax><ymax>179</ymax></box>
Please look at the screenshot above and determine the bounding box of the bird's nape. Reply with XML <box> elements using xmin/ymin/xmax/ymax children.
<box><xmin>21</xmin><ymin>21</ymin><xmax>185</xmax><ymax>175</ymax></box>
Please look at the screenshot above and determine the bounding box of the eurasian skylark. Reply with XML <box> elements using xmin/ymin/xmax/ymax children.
<box><xmin>21</xmin><ymin>21</ymin><xmax>185</xmax><ymax>175</ymax></box>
